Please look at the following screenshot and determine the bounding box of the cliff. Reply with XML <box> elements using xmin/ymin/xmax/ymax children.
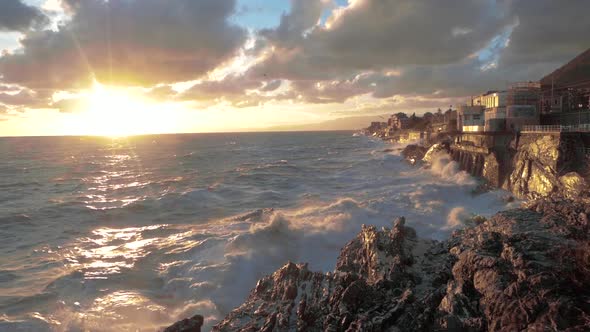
<box><xmin>446</xmin><ymin>132</ymin><xmax>589</xmax><ymax>200</ymax></box>
<box><xmin>165</xmin><ymin>200</ymin><xmax>590</xmax><ymax>331</ymax></box>
<box><xmin>505</xmin><ymin>133</ymin><xmax>589</xmax><ymax>200</ymax></box>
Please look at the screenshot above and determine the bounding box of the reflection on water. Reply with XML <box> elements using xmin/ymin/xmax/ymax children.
<box><xmin>71</xmin><ymin>226</ymin><xmax>162</xmax><ymax>279</ymax></box>
<box><xmin>81</xmin><ymin>143</ymin><xmax>149</xmax><ymax>211</ymax></box>
<box><xmin>0</xmin><ymin>133</ymin><xmax>518</xmax><ymax>331</ymax></box>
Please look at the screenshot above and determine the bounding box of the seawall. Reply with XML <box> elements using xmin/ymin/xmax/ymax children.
<box><xmin>450</xmin><ymin>132</ymin><xmax>590</xmax><ymax>199</ymax></box>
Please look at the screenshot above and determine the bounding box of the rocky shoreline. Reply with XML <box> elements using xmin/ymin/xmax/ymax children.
<box><xmin>164</xmin><ymin>146</ymin><xmax>590</xmax><ymax>332</ymax></box>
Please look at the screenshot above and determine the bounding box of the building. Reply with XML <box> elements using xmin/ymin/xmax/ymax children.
<box><xmin>458</xmin><ymin>105</ymin><xmax>485</xmax><ymax>132</ymax></box>
<box><xmin>473</xmin><ymin>91</ymin><xmax>507</xmax><ymax>109</ymax></box>
<box><xmin>367</xmin><ymin>121</ymin><xmax>388</xmax><ymax>135</ymax></box>
<box><xmin>388</xmin><ymin>113</ymin><xmax>410</xmax><ymax>130</ymax></box>
<box><xmin>505</xmin><ymin>82</ymin><xmax>541</xmax><ymax>131</ymax></box>
<box><xmin>430</xmin><ymin>109</ymin><xmax>458</xmax><ymax>133</ymax></box>
<box><xmin>472</xmin><ymin>91</ymin><xmax>507</xmax><ymax>132</ymax></box>
<box><xmin>539</xmin><ymin>48</ymin><xmax>590</xmax><ymax>125</ymax></box>
<box><xmin>408</xmin><ymin>131</ymin><xmax>422</xmax><ymax>141</ymax></box>
<box><xmin>484</xmin><ymin>107</ymin><xmax>507</xmax><ymax>132</ymax></box>
<box><xmin>540</xmin><ymin>48</ymin><xmax>590</xmax><ymax>115</ymax></box>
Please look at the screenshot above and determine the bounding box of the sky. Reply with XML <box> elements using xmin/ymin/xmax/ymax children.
<box><xmin>0</xmin><ymin>0</ymin><xmax>588</xmax><ymax>136</ymax></box>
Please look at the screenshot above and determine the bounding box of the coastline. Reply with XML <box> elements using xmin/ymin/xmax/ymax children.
<box><xmin>164</xmin><ymin>139</ymin><xmax>590</xmax><ymax>331</ymax></box>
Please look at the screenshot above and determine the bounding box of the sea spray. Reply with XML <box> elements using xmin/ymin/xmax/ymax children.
<box><xmin>0</xmin><ymin>133</ymin><xmax>517</xmax><ymax>331</ymax></box>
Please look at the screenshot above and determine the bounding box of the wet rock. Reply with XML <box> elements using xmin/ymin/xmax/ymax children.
<box><xmin>559</xmin><ymin>172</ymin><xmax>587</xmax><ymax>199</ymax></box>
<box><xmin>401</xmin><ymin>145</ymin><xmax>428</xmax><ymax>164</ymax></box>
<box><xmin>163</xmin><ymin>314</ymin><xmax>204</xmax><ymax>332</ymax></box>
<box><xmin>506</xmin><ymin>134</ymin><xmax>589</xmax><ymax>200</ymax></box>
<box><xmin>205</xmin><ymin>202</ymin><xmax>590</xmax><ymax>331</ymax></box>
<box><xmin>482</xmin><ymin>152</ymin><xmax>501</xmax><ymax>187</ymax></box>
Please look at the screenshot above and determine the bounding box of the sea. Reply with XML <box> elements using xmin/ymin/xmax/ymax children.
<box><xmin>0</xmin><ymin>132</ymin><xmax>518</xmax><ymax>331</ymax></box>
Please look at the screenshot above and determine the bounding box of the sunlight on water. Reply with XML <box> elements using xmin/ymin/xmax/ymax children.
<box><xmin>71</xmin><ymin>226</ymin><xmax>163</xmax><ymax>279</ymax></box>
<box><xmin>0</xmin><ymin>133</ymin><xmax>518</xmax><ymax>331</ymax></box>
<box><xmin>80</xmin><ymin>142</ymin><xmax>150</xmax><ymax>211</ymax></box>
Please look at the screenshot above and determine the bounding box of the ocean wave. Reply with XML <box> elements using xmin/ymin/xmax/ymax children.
<box><xmin>426</xmin><ymin>150</ymin><xmax>476</xmax><ymax>186</ymax></box>
<box><xmin>0</xmin><ymin>132</ymin><xmax>519</xmax><ymax>331</ymax></box>
<box><xmin>0</xmin><ymin>214</ymin><xmax>33</xmax><ymax>226</ymax></box>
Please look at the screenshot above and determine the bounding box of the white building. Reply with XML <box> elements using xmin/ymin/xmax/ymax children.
<box><xmin>458</xmin><ymin>105</ymin><xmax>486</xmax><ymax>132</ymax></box>
<box><xmin>460</xmin><ymin>91</ymin><xmax>508</xmax><ymax>132</ymax></box>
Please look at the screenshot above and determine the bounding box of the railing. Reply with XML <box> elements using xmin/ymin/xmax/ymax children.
<box><xmin>521</xmin><ymin>124</ymin><xmax>590</xmax><ymax>133</ymax></box>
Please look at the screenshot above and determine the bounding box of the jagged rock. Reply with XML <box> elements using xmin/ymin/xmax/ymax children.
<box><xmin>163</xmin><ymin>314</ymin><xmax>203</xmax><ymax>332</ymax></box>
<box><xmin>482</xmin><ymin>153</ymin><xmax>501</xmax><ymax>187</ymax></box>
<box><xmin>189</xmin><ymin>203</ymin><xmax>590</xmax><ymax>331</ymax></box>
<box><xmin>422</xmin><ymin>143</ymin><xmax>449</xmax><ymax>164</ymax></box>
<box><xmin>506</xmin><ymin>133</ymin><xmax>589</xmax><ymax>200</ymax></box>
<box><xmin>559</xmin><ymin>172</ymin><xmax>588</xmax><ymax>200</ymax></box>
<box><xmin>211</xmin><ymin>217</ymin><xmax>450</xmax><ymax>331</ymax></box>
<box><xmin>401</xmin><ymin>145</ymin><xmax>428</xmax><ymax>164</ymax></box>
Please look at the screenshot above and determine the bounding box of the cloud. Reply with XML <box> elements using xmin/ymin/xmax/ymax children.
<box><xmin>0</xmin><ymin>85</ymin><xmax>16</xmax><ymax>92</ymax></box>
<box><xmin>51</xmin><ymin>96</ymin><xmax>88</xmax><ymax>113</ymax></box>
<box><xmin>249</xmin><ymin>0</ymin><xmax>513</xmax><ymax>82</ymax></box>
<box><xmin>0</xmin><ymin>0</ymin><xmax>247</xmax><ymax>89</ymax></box>
<box><xmin>0</xmin><ymin>0</ymin><xmax>48</xmax><ymax>32</ymax></box>
<box><xmin>145</xmin><ymin>85</ymin><xmax>178</xmax><ymax>101</ymax></box>
<box><xmin>241</xmin><ymin>0</ymin><xmax>589</xmax><ymax>107</ymax></box>
<box><xmin>1</xmin><ymin>0</ymin><xmax>588</xmax><ymax>116</ymax></box>
<box><xmin>260</xmin><ymin>80</ymin><xmax>282</xmax><ymax>92</ymax></box>
<box><xmin>0</xmin><ymin>89</ymin><xmax>51</xmax><ymax>108</ymax></box>
<box><xmin>259</xmin><ymin>0</ymin><xmax>328</xmax><ymax>48</ymax></box>
<box><xmin>178</xmin><ymin>75</ymin><xmax>262</xmax><ymax>103</ymax></box>
<box><xmin>499</xmin><ymin>0</ymin><xmax>590</xmax><ymax>65</ymax></box>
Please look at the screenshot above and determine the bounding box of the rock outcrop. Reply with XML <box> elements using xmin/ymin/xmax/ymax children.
<box><xmin>167</xmin><ymin>200</ymin><xmax>590</xmax><ymax>331</ymax></box>
<box><xmin>163</xmin><ymin>314</ymin><xmax>204</xmax><ymax>332</ymax></box>
<box><xmin>401</xmin><ymin>144</ymin><xmax>428</xmax><ymax>164</ymax></box>
<box><xmin>505</xmin><ymin>133</ymin><xmax>589</xmax><ymax>200</ymax></box>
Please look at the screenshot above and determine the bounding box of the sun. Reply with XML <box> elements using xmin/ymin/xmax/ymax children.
<box><xmin>77</xmin><ymin>82</ymin><xmax>172</xmax><ymax>137</ymax></box>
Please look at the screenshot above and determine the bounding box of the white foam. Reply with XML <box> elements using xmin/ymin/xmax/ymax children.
<box><xmin>1</xmin><ymin>134</ymin><xmax>519</xmax><ymax>331</ymax></box>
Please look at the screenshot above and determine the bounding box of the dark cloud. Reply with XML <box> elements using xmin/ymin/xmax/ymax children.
<box><xmin>260</xmin><ymin>0</ymin><xmax>328</xmax><ymax>48</ymax></box>
<box><xmin>368</xmin><ymin>59</ymin><xmax>559</xmax><ymax>99</ymax></box>
<box><xmin>243</xmin><ymin>0</ymin><xmax>589</xmax><ymax>107</ymax></box>
<box><xmin>0</xmin><ymin>89</ymin><xmax>51</xmax><ymax>108</ymax></box>
<box><xmin>288</xmin><ymin>78</ymin><xmax>372</xmax><ymax>104</ymax></box>
<box><xmin>178</xmin><ymin>75</ymin><xmax>262</xmax><ymax>102</ymax></box>
<box><xmin>500</xmin><ymin>0</ymin><xmax>590</xmax><ymax>65</ymax></box>
<box><xmin>1</xmin><ymin>0</ymin><xmax>588</xmax><ymax>114</ymax></box>
<box><xmin>0</xmin><ymin>0</ymin><xmax>48</xmax><ymax>32</ymax></box>
<box><xmin>249</xmin><ymin>0</ymin><xmax>513</xmax><ymax>81</ymax></box>
<box><xmin>260</xmin><ymin>80</ymin><xmax>282</xmax><ymax>92</ymax></box>
<box><xmin>0</xmin><ymin>0</ymin><xmax>247</xmax><ymax>89</ymax></box>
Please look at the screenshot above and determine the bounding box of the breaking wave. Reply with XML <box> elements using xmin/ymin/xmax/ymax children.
<box><xmin>0</xmin><ymin>132</ymin><xmax>517</xmax><ymax>331</ymax></box>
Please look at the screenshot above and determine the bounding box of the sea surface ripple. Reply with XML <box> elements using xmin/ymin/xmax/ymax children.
<box><xmin>0</xmin><ymin>132</ymin><xmax>517</xmax><ymax>331</ymax></box>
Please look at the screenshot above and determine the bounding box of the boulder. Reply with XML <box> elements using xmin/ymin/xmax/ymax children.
<box><xmin>559</xmin><ymin>172</ymin><xmax>587</xmax><ymax>199</ymax></box>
